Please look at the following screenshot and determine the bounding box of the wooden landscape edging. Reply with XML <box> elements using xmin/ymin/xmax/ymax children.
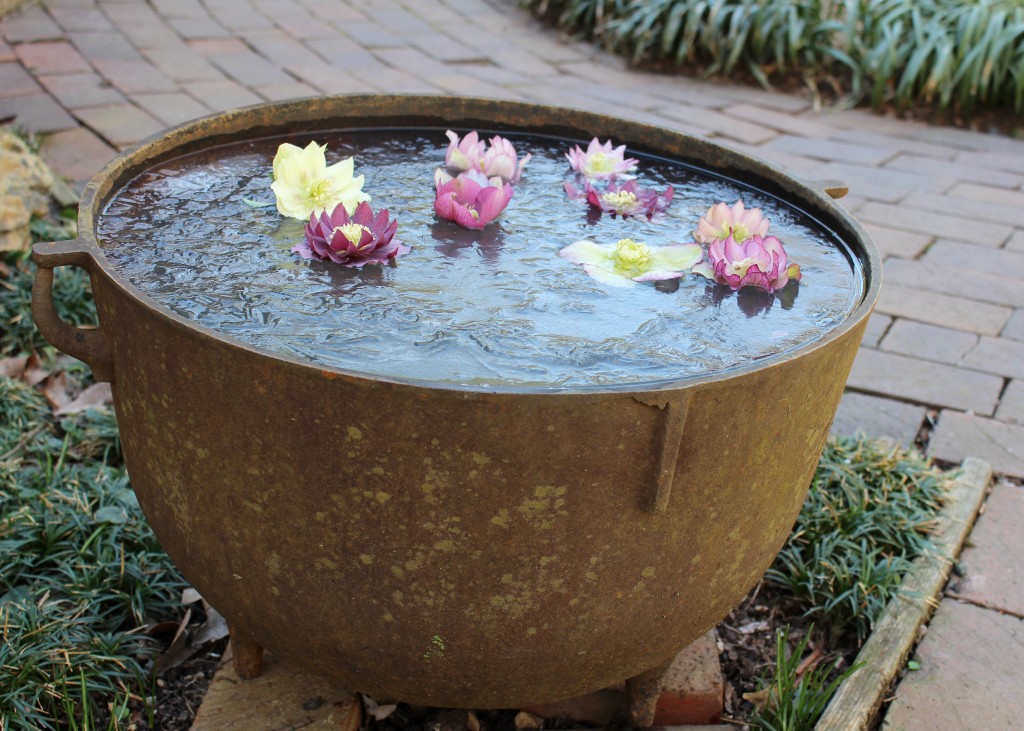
<box><xmin>814</xmin><ymin>457</ymin><xmax>993</xmax><ymax>731</ymax></box>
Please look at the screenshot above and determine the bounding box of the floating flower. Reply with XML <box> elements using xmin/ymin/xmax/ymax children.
<box><xmin>559</xmin><ymin>237</ymin><xmax>704</xmax><ymax>287</ymax></box>
<box><xmin>293</xmin><ymin>201</ymin><xmax>408</xmax><ymax>267</ymax></box>
<box><xmin>694</xmin><ymin>200</ymin><xmax>770</xmax><ymax>244</ymax></box>
<box><xmin>271</xmin><ymin>141</ymin><xmax>369</xmax><ymax>220</ymax></box>
<box><xmin>565</xmin><ymin>179</ymin><xmax>673</xmax><ymax>218</ymax></box>
<box><xmin>434</xmin><ymin>169</ymin><xmax>514</xmax><ymax>230</ymax></box>
<box><xmin>565</xmin><ymin>138</ymin><xmax>638</xmax><ymax>181</ymax></box>
<box><xmin>444</xmin><ymin>130</ymin><xmax>530</xmax><ymax>183</ymax></box>
<box><xmin>692</xmin><ymin>234</ymin><xmax>801</xmax><ymax>292</ymax></box>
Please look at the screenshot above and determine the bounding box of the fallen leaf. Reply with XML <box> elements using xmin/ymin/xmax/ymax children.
<box><xmin>362</xmin><ymin>694</ymin><xmax>398</xmax><ymax>721</ymax></box>
<box><xmin>737</xmin><ymin>620</ymin><xmax>770</xmax><ymax>635</ymax></box>
<box><xmin>0</xmin><ymin>356</ymin><xmax>28</xmax><ymax>379</ymax></box>
<box><xmin>337</xmin><ymin>693</ymin><xmax>363</xmax><ymax>731</ymax></box>
<box><xmin>514</xmin><ymin>711</ymin><xmax>543</xmax><ymax>730</ymax></box>
<box><xmin>54</xmin><ymin>382</ymin><xmax>112</xmax><ymax>416</ymax></box>
<box><xmin>467</xmin><ymin>711</ymin><xmax>481</xmax><ymax>731</ymax></box>
<box><xmin>156</xmin><ymin>608</ymin><xmax>194</xmax><ymax>673</ymax></box>
<box><xmin>181</xmin><ymin>588</ymin><xmax>202</xmax><ymax>605</ymax></box>
<box><xmin>40</xmin><ymin>372</ymin><xmax>71</xmax><ymax>412</ymax></box>
<box><xmin>23</xmin><ymin>354</ymin><xmax>50</xmax><ymax>386</ymax></box>
<box><xmin>795</xmin><ymin>647</ymin><xmax>824</xmax><ymax>677</ymax></box>
<box><xmin>191</xmin><ymin>604</ymin><xmax>229</xmax><ymax>646</ymax></box>
<box><xmin>742</xmin><ymin>687</ymin><xmax>772</xmax><ymax>711</ymax></box>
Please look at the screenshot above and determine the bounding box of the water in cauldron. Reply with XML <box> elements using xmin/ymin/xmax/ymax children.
<box><xmin>98</xmin><ymin>129</ymin><xmax>864</xmax><ymax>389</ymax></box>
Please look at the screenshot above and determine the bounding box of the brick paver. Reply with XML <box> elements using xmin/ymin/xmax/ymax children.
<box><xmin>2</xmin><ymin>3</ymin><xmax>1024</xmax><ymax>719</ymax></box>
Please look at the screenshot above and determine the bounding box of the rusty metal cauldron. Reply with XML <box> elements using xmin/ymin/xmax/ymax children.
<box><xmin>32</xmin><ymin>96</ymin><xmax>880</xmax><ymax>709</ymax></box>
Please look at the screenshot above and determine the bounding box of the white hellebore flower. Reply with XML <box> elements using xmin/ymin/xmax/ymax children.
<box><xmin>559</xmin><ymin>238</ymin><xmax>704</xmax><ymax>287</ymax></box>
<box><xmin>270</xmin><ymin>141</ymin><xmax>370</xmax><ymax>220</ymax></box>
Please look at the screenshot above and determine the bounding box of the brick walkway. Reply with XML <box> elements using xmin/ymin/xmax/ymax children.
<box><xmin>2</xmin><ymin>1</ymin><xmax>1023</xmax><ymax>726</ymax></box>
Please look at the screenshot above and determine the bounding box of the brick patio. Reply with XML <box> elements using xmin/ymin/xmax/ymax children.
<box><xmin>3</xmin><ymin>1</ymin><xmax>1023</xmax><ymax>727</ymax></box>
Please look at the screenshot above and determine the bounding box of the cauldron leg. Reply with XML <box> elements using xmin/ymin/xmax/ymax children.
<box><xmin>229</xmin><ymin>625</ymin><xmax>264</xmax><ymax>680</ymax></box>
<box><xmin>625</xmin><ymin>658</ymin><xmax>673</xmax><ymax>728</ymax></box>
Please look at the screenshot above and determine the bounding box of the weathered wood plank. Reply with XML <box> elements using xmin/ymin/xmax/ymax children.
<box><xmin>815</xmin><ymin>457</ymin><xmax>993</xmax><ymax>731</ymax></box>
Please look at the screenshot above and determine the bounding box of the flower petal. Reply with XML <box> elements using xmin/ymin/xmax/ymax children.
<box><xmin>582</xmin><ymin>264</ymin><xmax>634</xmax><ymax>287</ymax></box>
<box><xmin>651</xmin><ymin>243</ymin><xmax>703</xmax><ymax>271</ymax></box>
<box><xmin>559</xmin><ymin>240</ymin><xmax>611</xmax><ymax>266</ymax></box>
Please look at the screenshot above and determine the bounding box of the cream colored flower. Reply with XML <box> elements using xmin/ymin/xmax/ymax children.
<box><xmin>270</xmin><ymin>141</ymin><xmax>370</xmax><ymax>220</ymax></box>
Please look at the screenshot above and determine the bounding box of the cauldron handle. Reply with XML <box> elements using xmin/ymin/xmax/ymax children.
<box><xmin>31</xmin><ymin>239</ymin><xmax>115</xmax><ymax>383</ymax></box>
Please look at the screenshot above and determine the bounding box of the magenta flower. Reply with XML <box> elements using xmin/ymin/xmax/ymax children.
<box><xmin>694</xmin><ymin>200</ymin><xmax>770</xmax><ymax>244</ymax></box>
<box><xmin>566</xmin><ymin>179</ymin><xmax>673</xmax><ymax>218</ymax></box>
<box><xmin>293</xmin><ymin>201</ymin><xmax>409</xmax><ymax>266</ymax></box>
<box><xmin>565</xmin><ymin>138</ymin><xmax>638</xmax><ymax>180</ymax></box>
<box><xmin>444</xmin><ymin>130</ymin><xmax>530</xmax><ymax>183</ymax></box>
<box><xmin>692</xmin><ymin>234</ymin><xmax>801</xmax><ymax>292</ymax></box>
<box><xmin>434</xmin><ymin>169</ymin><xmax>514</xmax><ymax>230</ymax></box>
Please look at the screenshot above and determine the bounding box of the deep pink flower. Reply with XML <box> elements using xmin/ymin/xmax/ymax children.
<box><xmin>565</xmin><ymin>138</ymin><xmax>638</xmax><ymax>180</ymax></box>
<box><xmin>694</xmin><ymin>200</ymin><xmax>770</xmax><ymax>244</ymax></box>
<box><xmin>692</xmin><ymin>234</ymin><xmax>801</xmax><ymax>292</ymax></box>
<box><xmin>565</xmin><ymin>179</ymin><xmax>673</xmax><ymax>218</ymax></box>
<box><xmin>294</xmin><ymin>201</ymin><xmax>409</xmax><ymax>266</ymax></box>
<box><xmin>434</xmin><ymin>169</ymin><xmax>514</xmax><ymax>230</ymax></box>
<box><xmin>444</xmin><ymin>130</ymin><xmax>530</xmax><ymax>183</ymax></box>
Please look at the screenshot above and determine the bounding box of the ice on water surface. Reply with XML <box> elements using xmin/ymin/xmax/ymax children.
<box><xmin>98</xmin><ymin>130</ymin><xmax>864</xmax><ymax>389</ymax></box>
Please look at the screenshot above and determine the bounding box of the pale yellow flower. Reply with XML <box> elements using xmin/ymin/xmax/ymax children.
<box><xmin>270</xmin><ymin>141</ymin><xmax>370</xmax><ymax>220</ymax></box>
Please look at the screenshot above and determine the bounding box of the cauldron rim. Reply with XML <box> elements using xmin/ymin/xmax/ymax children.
<box><xmin>71</xmin><ymin>94</ymin><xmax>882</xmax><ymax>396</ymax></box>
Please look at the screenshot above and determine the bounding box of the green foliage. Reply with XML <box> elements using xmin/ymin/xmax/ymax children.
<box><xmin>1</xmin><ymin>251</ymin><xmax>95</xmax><ymax>358</ymax></box>
<box><xmin>0</xmin><ymin>379</ymin><xmax>185</xmax><ymax>730</ymax></box>
<box><xmin>520</xmin><ymin>0</ymin><xmax>1024</xmax><ymax>115</ymax></box>
<box><xmin>750</xmin><ymin>626</ymin><xmax>863</xmax><ymax>731</ymax></box>
<box><xmin>766</xmin><ymin>436</ymin><xmax>946</xmax><ymax>644</ymax></box>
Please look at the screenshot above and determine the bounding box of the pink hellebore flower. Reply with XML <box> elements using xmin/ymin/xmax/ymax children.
<box><xmin>565</xmin><ymin>138</ymin><xmax>638</xmax><ymax>181</ymax></box>
<box><xmin>444</xmin><ymin>130</ymin><xmax>530</xmax><ymax>183</ymax></box>
<box><xmin>692</xmin><ymin>234</ymin><xmax>801</xmax><ymax>292</ymax></box>
<box><xmin>294</xmin><ymin>201</ymin><xmax>409</xmax><ymax>266</ymax></box>
<box><xmin>434</xmin><ymin>169</ymin><xmax>514</xmax><ymax>230</ymax></box>
<box><xmin>565</xmin><ymin>179</ymin><xmax>673</xmax><ymax>218</ymax></box>
<box><xmin>694</xmin><ymin>200</ymin><xmax>770</xmax><ymax>244</ymax></box>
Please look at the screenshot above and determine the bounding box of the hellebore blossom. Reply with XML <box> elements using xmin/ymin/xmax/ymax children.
<box><xmin>565</xmin><ymin>179</ymin><xmax>674</xmax><ymax>218</ymax></box>
<box><xmin>293</xmin><ymin>201</ymin><xmax>409</xmax><ymax>266</ymax></box>
<box><xmin>444</xmin><ymin>130</ymin><xmax>530</xmax><ymax>183</ymax></box>
<box><xmin>559</xmin><ymin>237</ymin><xmax>704</xmax><ymax>287</ymax></box>
<box><xmin>565</xmin><ymin>138</ymin><xmax>639</xmax><ymax>181</ymax></box>
<box><xmin>271</xmin><ymin>141</ymin><xmax>369</xmax><ymax>220</ymax></box>
<box><xmin>434</xmin><ymin>169</ymin><xmax>514</xmax><ymax>230</ymax></box>
<box><xmin>692</xmin><ymin>234</ymin><xmax>801</xmax><ymax>292</ymax></box>
<box><xmin>694</xmin><ymin>200</ymin><xmax>770</xmax><ymax>244</ymax></box>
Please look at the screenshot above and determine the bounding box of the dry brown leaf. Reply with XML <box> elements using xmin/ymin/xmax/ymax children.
<box><xmin>155</xmin><ymin>607</ymin><xmax>194</xmax><ymax>673</ymax></box>
<box><xmin>191</xmin><ymin>604</ymin><xmax>229</xmax><ymax>646</ymax></box>
<box><xmin>181</xmin><ymin>587</ymin><xmax>202</xmax><ymax>605</ymax></box>
<box><xmin>361</xmin><ymin>694</ymin><xmax>398</xmax><ymax>721</ymax></box>
<box><xmin>513</xmin><ymin>711</ymin><xmax>543</xmax><ymax>730</ymax></box>
<box><xmin>23</xmin><ymin>354</ymin><xmax>50</xmax><ymax>386</ymax></box>
<box><xmin>40</xmin><ymin>372</ymin><xmax>71</xmax><ymax>411</ymax></box>
<box><xmin>742</xmin><ymin>687</ymin><xmax>772</xmax><ymax>711</ymax></box>
<box><xmin>0</xmin><ymin>355</ymin><xmax>28</xmax><ymax>379</ymax></box>
<box><xmin>467</xmin><ymin>711</ymin><xmax>481</xmax><ymax>731</ymax></box>
<box><xmin>337</xmin><ymin>693</ymin><xmax>363</xmax><ymax>731</ymax></box>
<box><xmin>737</xmin><ymin>620</ymin><xmax>770</xmax><ymax>635</ymax></box>
<box><xmin>54</xmin><ymin>382</ymin><xmax>112</xmax><ymax>416</ymax></box>
<box><xmin>795</xmin><ymin>646</ymin><xmax>824</xmax><ymax>677</ymax></box>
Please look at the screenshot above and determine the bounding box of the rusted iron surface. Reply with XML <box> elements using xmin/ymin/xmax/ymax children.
<box><xmin>31</xmin><ymin>95</ymin><xmax>881</xmax><ymax>708</ymax></box>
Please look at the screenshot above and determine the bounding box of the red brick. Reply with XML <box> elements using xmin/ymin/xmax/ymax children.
<box><xmin>885</xmin><ymin>258</ymin><xmax>1024</xmax><ymax>309</ymax></box>
<box><xmin>67</xmin><ymin>31</ymin><xmax>142</xmax><ymax>62</ymax></box>
<box><xmin>923</xmin><ymin>239</ymin><xmax>1024</xmax><ymax>278</ymax></box>
<box><xmin>883</xmin><ymin>601</ymin><xmax>1024</xmax><ymax>729</ymax></box>
<box><xmin>48</xmin><ymin>7</ymin><xmax>114</xmax><ymax>33</ymax></box>
<box><xmin>252</xmin><ymin>81</ymin><xmax>318</xmax><ymax>102</ymax></box>
<box><xmin>143</xmin><ymin>47</ymin><xmax>224</xmax><ymax>83</ymax></box>
<box><xmin>876</xmin><ymin>284</ymin><xmax>1011</xmax><ymax>336</ymax></box>
<box><xmin>832</xmin><ymin>129</ymin><xmax>957</xmax><ymax>160</ymax></box>
<box><xmin>261</xmin><ymin>7</ymin><xmax>336</xmax><ymax>39</ymax></box>
<box><xmin>1005</xmin><ymin>230</ymin><xmax>1024</xmax><ymax>253</ymax></box>
<box><xmin>953</xmin><ymin>483</ymin><xmax>1024</xmax><ymax>615</ymax></box>
<box><xmin>39</xmin><ymin>126</ymin><xmax>117</xmax><ymax>185</ymax></box>
<box><xmin>73</xmin><ymin>103</ymin><xmax>165</xmax><ymax>147</ymax></box>
<box><xmin>38</xmin><ymin>72</ymin><xmax>126</xmax><ymax>109</ymax></box>
<box><xmin>903</xmin><ymin>190</ymin><xmax>1024</xmax><ymax>229</ymax></box>
<box><xmin>656</xmin><ymin>104</ymin><xmax>778</xmax><ymax>145</ymax></box>
<box><xmin>949</xmin><ymin>182</ymin><xmax>1024</xmax><ymax>209</ymax></box>
<box><xmin>187</xmin><ymin>38</ymin><xmax>251</xmax><ymax>57</ymax></box>
<box><xmin>91</xmin><ymin>58</ymin><xmax>178</xmax><ymax>94</ymax></box>
<box><xmin>118</xmin><ymin>22</ymin><xmax>190</xmax><ymax>51</ymax></box>
<box><xmin>996</xmin><ymin>380</ymin><xmax>1024</xmax><ymax>424</ymax></box>
<box><xmin>929</xmin><ymin>412</ymin><xmax>1024</xmax><ymax>478</ymax></box>
<box><xmin>131</xmin><ymin>92</ymin><xmax>211</xmax><ymax>126</ymax></box>
<box><xmin>953</xmin><ymin>149</ymin><xmax>1024</xmax><ymax>176</ymax></box>
<box><xmin>763</xmin><ymin>134</ymin><xmax>896</xmax><ymax>166</ymax></box>
<box><xmin>880</xmin><ymin>320</ymin><xmax>978</xmax><ymax>365</ymax></box>
<box><xmin>284</xmin><ymin>62</ymin><xmax>376</xmax><ymax>94</ymax></box>
<box><xmin>151</xmin><ymin>0</ymin><xmax>209</xmax><ymax>18</ymax></box>
<box><xmin>0</xmin><ymin>37</ymin><xmax>13</xmax><ymax>63</ymax></box>
<box><xmin>237</xmin><ymin>29</ymin><xmax>320</xmax><ymax>66</ymax></box>
<box><xmin>861</xmin><ymin>313</ymin><xmax>892</xmax><ymax>348</ymax></box>
<box><xmin>305</xmin><ymin>39</ymin><xmax>383</xmax><ymax>70</ymax></box>
<box><xmin>168</xmin><ymin>17</ymin><xmax>234</xmax><ymax>40</ymax></box>
<box><xmin>862</xmin><ymin>223</ymin><xmax>932</xmax><ymax>259</ymax></box>
<box><xmin>1002</xmin><ymin>309</ymin><xmax>1024</xmax><ymax>342</ymax></box>
<box><xmin>722</xmin><ymin>103</ymin><xmax>832</xmax><ymax>138</ymax></box>
<box><xmin>0</xmin><ymin>61</ymin><xmax>41</xmax><ymax>95</ymax></box>
<box><xmin>525</xmin><ymin>631</ymin><xmax>723</xmax><ymax>727</ymax></box>
<box><xmin>351</xmin><ymin>67</ymin><xmax>439</xmax><ymax>94</ymax></box>
<box><xmin>0</xmin><ymin>93</ymin><xmax>78</xmax><ymax>133</ymax></box>
<box><xmin>959</xmin><ymin>337</ymin><xmax>1024</xmax><ymax>380</ymax></box>
<box><xmin>847</xmin><ymin>348</ymin><xmax>1003</xmax><ymax>415</ymax></box>
<box><xmin>14</xmin><ymin>41</ymin><xmax>89</xmax><ymax>75</ymax></box>
<box><xmin>0</xmin><ymin>5</ymin><xmax>63</xmax><ymax>43</ymax></box>
<box><xmin>831</xmin><ymin>391</ymin><xmax>926</xmax><ymax>447</ymax></box>
<box><xmin>181</xmin><ymin>79</ymin><xmax>261</xmax><ymax>112</ymax></box>
<box><xmin>857</xmin><ymin>201</ymin><xmax>1013</xmax><ymax>248</ymax></box>
<box><xmin>886</xmin><ymin>154</ymin><xmax>1023</xmax><ymax>189</ymax></box>
<box><xmin>210</xmin><ymin>50</ymin><xmax>295</xmax><ymax>86</ymax></box>
<box><xmin>815</xmin><ymin>161</ymin><xmax>955</xmax><ymax>203</ymax></box>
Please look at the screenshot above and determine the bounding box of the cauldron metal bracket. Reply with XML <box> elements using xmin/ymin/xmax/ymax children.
<box><xmin>634</xmin><ymin>394</ymin><xmax>691</xmax><ymax>513</ymax></box>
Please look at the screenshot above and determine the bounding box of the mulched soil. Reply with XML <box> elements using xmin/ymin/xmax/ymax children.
<box><xmin>138</xmin><ymin>580</ymin><xmax>860</xmax><ymax>730</ymax></box>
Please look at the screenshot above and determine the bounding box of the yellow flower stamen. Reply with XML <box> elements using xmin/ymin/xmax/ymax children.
<box><xmin>611</xmin><ymin>238</ymin><xmax>653</xmax><ymax>276</ymax></box>
<box><xmin>332</xmin><ymin>223</ymin><xmax>372</xmax><ymax>247</ymax></box>
<box><xmin>601</xmin><ymin>190</ymin><xmax>638</xmax><ymax>209</ymax></box>
<box><xmin>587</xmin><ymin>152</ymin><xmax>612</xmax><ymax>174</ymax></box>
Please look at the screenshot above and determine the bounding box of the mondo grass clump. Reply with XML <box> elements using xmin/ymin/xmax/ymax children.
<box><xmin>767</xmin><ymin>435</ymin><xmax>946</xmax><ymax>645</ymax></box>
<box><xmin>522</xmin><ymin>0</ymin><xmax>1024</xmax><ymax>116</ymax></box>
